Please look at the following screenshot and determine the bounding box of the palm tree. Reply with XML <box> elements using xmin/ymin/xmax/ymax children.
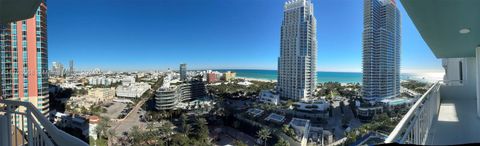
<box><xmin>145</xmin><ymin>122</ymin><xmax>157</xmax><ymax>141</ymax></box>
<box><xmin>159</xmin><ymin>122</ymin><xmax>174</xmax><ymax>144</ymax></box>
<box><xmin>146</xmin><ymin>122</ymin><xmax>155</xmax><ymax>133</ymax></box>
<box><xmin>106</xmin><ymin>129</ymin><xmax>117</xmax><ymax>146</ymax></box>
<box><xmin>257</xmin><ymin>128</ymin><xmax>272</xmax><ymax>146</ymax></box>
<box><xmin>274</xmin><ymin>138</ymin><xmax>290</xmax><ymax>146</ymax></box>
<box><xmin>183</xmin><ymin>124</ymin><xmax>192</xmax><ymax>136</ymax></box>
<box><xmin>129</xmin><ymin>126</ymin><xmax>142</xmax><ymax>144</ymax></box>
<box><xmin>180</xmin><ymin>114</ymin><xmax>188</xmax><ymax>131</ymax></box>
<box><xmin>233</xmin><ymin>140</ymin><xmax>248</xmax><ymax>146</ymax></box>
<box><xmin>159</xmin><ymin>122</ymin><xmax>174</xmax><ymax>137</ymax></box>
<box><xmin>95</xmin><ymin>124</ymin><xmax>105</xmax><ymax>139</ymax></box>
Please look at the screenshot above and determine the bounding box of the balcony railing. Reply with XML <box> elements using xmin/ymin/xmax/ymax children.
<box><xmin>384</xmin><ymin>81</ymin><xmax>442</xmax><ymax>144</ymax></box>
<box><xmin>385</xmin><ymin>80</ymin><xmax>463</xmax><ymax>144</ymax></box>
<box><xmin>0</xmin><ymin>100</ymin><xmax>88</xmax><ymax>146</ymax></box>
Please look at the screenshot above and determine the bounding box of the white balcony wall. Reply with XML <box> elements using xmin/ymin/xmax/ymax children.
<box><xmin>441</xmin><ymin>57</ymin><xmax>477</xmax><ymax>100</ymax></box>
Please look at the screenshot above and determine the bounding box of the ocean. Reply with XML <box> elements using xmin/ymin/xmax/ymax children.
<box><xmin>214</xmin><ymin>69</ymin><xmax>443</xmax><ymax>84</ymax></box>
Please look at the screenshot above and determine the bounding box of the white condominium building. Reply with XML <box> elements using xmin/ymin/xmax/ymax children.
<box><xmin>277</xmin><ymin>0</ymin><xmax>317</xmax><ymax>101</ymax></box>
<box><xmin>362</xmin><ymin>0</ymin><xmax>401</xmax><ymax>101</ymax></box>
<box><xmin>116</xmin><ymin>82</ymin><xmax>151</xmax><ymax>98</ymax></box>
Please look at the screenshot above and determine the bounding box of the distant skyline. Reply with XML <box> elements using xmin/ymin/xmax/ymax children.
<box><xmin>48</xmin><ymin>0</ymin><xmax>442</xmax><ymax>73</ymax></box>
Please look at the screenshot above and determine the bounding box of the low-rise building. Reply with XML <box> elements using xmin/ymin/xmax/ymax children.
<box><xmin>53</xmin><ymin>113</ymin><xmax>89</xmax><ymax>138</ymax></box>
<box><xmin>88</xmin><ymin>88</ymin><xmax>116</xmax><ymax>102</ymax></box>
<box><xmin>357</xmin><ymin>106</ymin><xmax>384</xmax><ymax>122</ymax></box>
<box><xmin>293</xmin><ymin>100</ymin><xmax>330</xmax><ymax>112</ymax></box>
<box><xmin>264</xmin><ymin>113</ymin><xmax>285</xmax><ymax>123</ymax></box>
<box><xmin>289</xmin><ymin>118</ymin><xmax>311</xmax><ymax>146</ymax></box>
<box><xmin>258</xmin><ymin>90</ymin><xmax>280</xmax><ymax>105</ymax></box>
<box><xmin>223</xmin><ymin>71</ymin><xmax>236</xmax><ymax>81</ymax></box>
<box><xmin>207</xmin><ymin>72</ymin><xmax>219</xmax><ymax>83</ymax></box>
<box><xmin>116</xmin><ymin>82</ymin><xmax>151</xmax><ymax>98</ymax></box>
<box><xmin>88</xmin><ymin>76</ymin><xmax>119</xmax><ymax>86</ymax></box>
<box><xmin>122</xmin><ymin>76</ymin><xmax>136</xmax><ymax>86</ymax></box>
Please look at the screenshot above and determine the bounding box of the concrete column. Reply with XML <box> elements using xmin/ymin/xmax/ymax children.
<box><xmin>476</xmin><ymin>47</ymin><xmax>480</xmax><ymax>118</ymax></box>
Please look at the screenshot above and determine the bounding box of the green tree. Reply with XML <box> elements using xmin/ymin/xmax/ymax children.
<box><xmin>233</xmin><ymin>140</ymin><xmax>248</xmax><ymax>146</ymax></box>
<box><xmin>183</xmin><ymin>124</ymin><xmax>192</xmax><ymax>137</ymax></box>
<box><xmin>180</xmin><ymin>114</ymin><xmax>188</xmax><ymax>132</ymax></box>
<box><xmin>281</xmin><ymin>125</ymin><xmax>295</xmax><ymax>137</ymax></box>
<box><xmin>170</xmin><ymin>134</ymin><xmax>190</xmax><ymax>146</ymax></box>
<box><xmin>193</xmin><ymin>117</ymin><xmax>209</xmax><ymax>143</ymax></box>
<box><xmin>146</xmin><ymin>122</ymin><xmax>155</xmax><ymax>132</ymax></box>
<box><xmin>95</xmin><ymin>117</ymin><xmax>110</xmax><ymax>139</ymax></box>
<box><xmin>274</xmin><ymin>138</ymin><xmax>290</xmax><ymax>146</ymax></box>
<box><xmin>106</xmin><ymin>129</ymin><xmax>117</xmax><ymax>146</ymax></box>
<box><xmin>257</xmin><ymin>128</ymin><xmax>272</xmax><ymax>146</ymax></box>
<box><xmin>129</xmin><ymin>126</ymin><xmax>143</xmax><ymax>145</ymax></box>
<box><xmin>159</xmin><ymin>122</ymin><xmax>174</xmax><ymax>137</ymax></box>
<box><xmin>156</xmin><ymin>137</ymin><xmax>166</xmax><ymax>146</ymax></box>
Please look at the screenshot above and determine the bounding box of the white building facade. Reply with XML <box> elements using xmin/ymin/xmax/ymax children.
<box><xmin>116</xmin><ymin>82</ymin><xmax>151</xmax><ymax>98</ymax></box>
<box><xmin>258</xmin><ymin>90</ymin><xmax>280</xmax><ymax>105</ymax></box>
<box><xmin>277</xmin><ymin>0</ymin><xmax>317</xmax><ymax>101</ymax></box>
<box><xmin>362</xmin><ymin>0</ymin><xmax>401</xmax><ymax>100</ymax></box>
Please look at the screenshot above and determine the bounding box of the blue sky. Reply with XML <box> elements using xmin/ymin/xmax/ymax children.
<box><xmin>48</xmin><ymin>0</ymin><xmax>442</xmax><ymax>73</ymax></box>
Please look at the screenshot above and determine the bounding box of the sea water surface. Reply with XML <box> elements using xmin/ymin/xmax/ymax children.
<box><xmin>215</xmin><ymin>69</ymin><xmax>443</xmax><ymax>84</ymax></box>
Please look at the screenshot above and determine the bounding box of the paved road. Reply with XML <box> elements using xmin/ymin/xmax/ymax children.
<box><xmin>111</xmin><ymin>94</ymin><xmax>149</xmax><ymax>136</ymax></box>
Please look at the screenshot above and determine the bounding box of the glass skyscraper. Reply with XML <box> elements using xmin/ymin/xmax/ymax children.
<box><xmin>278</xmin><ymin>0</ymin><xmax>317</xmax><ymax>101</ymax></box>
<box><xmin>362</xmin><ymin>0</ymin><xmax>401</xmax><ymax>101</ymax></box>
<box><xmin>0</xmin><ymin>1</ymin><xmax>49</xmax><ymax>115</ymax></box>
<box><xmin>180</xmin><ymin>63</ymin><xmax>187</xmax><ymax>81</ymax></box>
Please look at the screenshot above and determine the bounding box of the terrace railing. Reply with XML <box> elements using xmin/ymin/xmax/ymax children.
<box><xmin>0</xmin><ymin>100</ymin><xmax>88</xmax><ymax>146</ymax></box>
<box><xmin>385</xmin><ymin>80</ymin><xmax>462</xmax><ymax>144</ymax></box>
<box><xmin>384</xmin><ymin>81</ymin><xmax>441</xmax><ymax>144</ymax></box>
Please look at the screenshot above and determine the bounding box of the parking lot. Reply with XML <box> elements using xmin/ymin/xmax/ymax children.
<box><xmin>101</xmin><ymin>102</ymin><xmax>128</xmax><ymax>120</ymax></box>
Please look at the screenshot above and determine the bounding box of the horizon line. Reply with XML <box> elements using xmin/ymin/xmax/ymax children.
<box><xmin>73</xmin><ymin>67</ymin><xmax>443</xmax><ymax>74</ymax></box>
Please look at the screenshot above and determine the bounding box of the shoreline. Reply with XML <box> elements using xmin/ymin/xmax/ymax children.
<box><xmin>232</xmin><ymin>72</ymin><xmax>444</xmax><ymax>84</ymax></box>
<box><xmin>237</xmin><ymin>77</ymin><xmax>277</xmax><ymax>82</ymax></box>
<box><xmin>236</xmin><ymin>77</ymin><xmax>441</xmax><ymax>84</ymax></box>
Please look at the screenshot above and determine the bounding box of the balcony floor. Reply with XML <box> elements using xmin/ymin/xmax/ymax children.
<box><xmin>426</xmin><ymin>99</ymin><xmax>480</xmax><ymax>145</ymax></box>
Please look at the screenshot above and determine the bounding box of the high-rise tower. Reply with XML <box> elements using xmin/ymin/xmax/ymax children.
<box><xmin>69</xmin><ymin>60</ymin><xmax>74</xmax><ymax>76</ymax></box>
<box><xmin>180</xmin><ymin>63</ymin><xmax>187</xmax><ymax>81</ymax></box>
<box><xmin>278</xmin><ymin>0</ymin><xmax>317</xmax><ymax>101</ymax></box>
<box><xmin>362</xmin><ymin>0</ymin><xmax>401</xmax><ymax>101</ymax></box>
<box><xmin>0</xmin><ymin>1</ymin><xmax>49</xmax><ymax>115</ymax></box>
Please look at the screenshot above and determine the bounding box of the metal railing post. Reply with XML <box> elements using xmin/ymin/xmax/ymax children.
<box><xmin>27</xmin><ymin>109</ymin><xmax>34</xmax><ymax>146</ymax></box>
<box><xmin>5</xmin><ymin>104</ymin><xmax>12</xmax><ymax>146</ymax></box>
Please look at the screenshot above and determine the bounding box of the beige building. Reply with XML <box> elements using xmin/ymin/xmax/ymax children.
<box><xmin>88</xmin><ymin>88</ymin><xmax>116</xmax><ymax>102</ymax></box>
<box><xmin>223</xmin><ymin>71</ymin><xmax>236</xmax><ymax>81</ymax></box>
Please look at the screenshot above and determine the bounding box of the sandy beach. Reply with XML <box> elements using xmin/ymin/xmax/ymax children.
<box><xmin>237</xmin><ymin>77</ymin><xmax>277</xmax><ymax>82</ymax></box>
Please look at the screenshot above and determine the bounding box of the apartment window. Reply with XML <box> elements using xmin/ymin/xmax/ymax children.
<box><xmin>459</xmin><ymin>61</ymin><xmax>463</xmax><ymax>81</ymax></box>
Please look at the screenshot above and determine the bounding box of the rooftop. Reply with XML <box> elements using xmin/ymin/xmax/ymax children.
<box><xmin>290</xmin><ymin>118</ymin><xmax>310</xmax><ymax>127</ymax></box>
<box><xmin>265</xmin><ymin>113</ymin><xmax>286</xmax><ymax>123</ymax></box>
